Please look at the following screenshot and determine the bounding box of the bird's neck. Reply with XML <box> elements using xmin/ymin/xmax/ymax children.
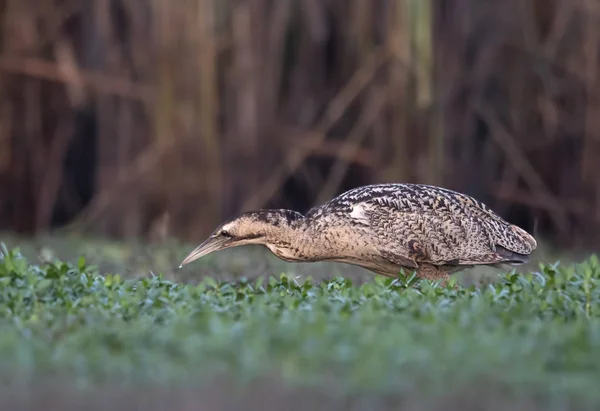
<box><xmin>257</xmin><ymin>218</ymin><xmax>309</xmax><ymax>262</ymax></box>
<box><xmin>262</xmin><ymin>218</ymin><xmax>335</xmax><ymax>262</ymax></box>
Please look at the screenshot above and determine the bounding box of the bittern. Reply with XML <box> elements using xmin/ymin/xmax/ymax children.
<box><xmin>179</xmin><ymin>183</ymin><xmax>537</xmax><ymax>285</ymax></box>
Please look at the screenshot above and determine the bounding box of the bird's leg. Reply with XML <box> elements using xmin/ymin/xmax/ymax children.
<box><xmin>415</xmin><ymin>263</ymin><xmax>452</xmax><ymax>287</ymax></box>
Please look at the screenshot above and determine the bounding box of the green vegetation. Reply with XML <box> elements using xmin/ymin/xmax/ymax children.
<box><xmin>0</xmin><ymin>244</ymin><xmax>600</xmax><ymax>409</ymax></box>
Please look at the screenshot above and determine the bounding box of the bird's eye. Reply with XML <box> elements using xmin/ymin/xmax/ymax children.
<box><xmin>220</xmin><ymin>230</ymin><xmax>232</xmax><ymax>238</ymax></box>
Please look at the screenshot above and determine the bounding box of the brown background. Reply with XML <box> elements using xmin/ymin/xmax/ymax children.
<box><xmin>0</xmin><ymin>0</ymin><xmax>598</xmax><ymax>253</ymax></box>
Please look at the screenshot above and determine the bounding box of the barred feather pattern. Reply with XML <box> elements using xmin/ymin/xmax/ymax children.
<box><xmin>302</xmin><ymin>183</ymin><xmax>537</xmax><ymax>269</ymax></box>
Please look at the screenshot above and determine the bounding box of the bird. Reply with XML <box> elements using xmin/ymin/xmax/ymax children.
<box><xmin>179</xmin><ymin>183</ymin><xmax>537</xmax><ymax>285</ymax></box>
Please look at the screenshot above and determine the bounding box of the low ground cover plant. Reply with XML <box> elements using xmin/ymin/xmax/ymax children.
<box><xmin>0</xmin><ymin>244</ymin><xmax>599</xmax><ymax>409</ymax></box>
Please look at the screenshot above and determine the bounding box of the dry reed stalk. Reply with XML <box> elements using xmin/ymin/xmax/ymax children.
<box><xmin>409</xmin><ymin>0</ymin><xmax>433</xmax><ymax>109</ymax></box>
<box><xmin>240</xmin><ymin>47</ymin><xmax>390</xmax><ymax>211</ymax></box>
<box><xmin>477</xmin><ymin>106</ymin><xmax>570</xmax><ymax>235</ymax></box>
<box><xmin>0</xmin><ymin>102</ymin><xmax>13</xmax><ymax>175</ymax></box>
<box><xmin>382</xmin><ymin>0</ymin><xmax>411</xmax><ymax>184</ymax></box>
<box><xmin>263</xmin><ymin>0</ymin><xmax>291</xmax><ymax>124</ymax></box>
<box><xmin>578</xmin><ymin>0</ymin><xmax>600</xmax><ymax>187</ymax></box>
<box><xmin>310</xmin><ymin>0</ymin><xmax>375</xmax><ymax>201</ymax></box>
<box><xmin>284</xmin><ymin>130</ymin><xmax>377</xmax><ymax>168</ymax></box>
<box><xmin>89</xmin><ymin>0</ymin><xmax>114</xmax><ymax>204</ymax></box>
<box><xmin>232</xmin><ymin>2</ymin><xmax>259</xmax><ymax>190</ymax></box>
<box><xmin>315</xmin><ymin>88</ymin><xmax>387</xmax><ymax>205</ymax></box>
<box><xmin>153</xmin><ymin>0</ymin><xmax>174</xmax><ymax>152</ymax></box>
<box><xmin>63</xmin><ymin>134</ymin><xmax>176</xmax><ymax>232</ymax></box>
<box><xmin>197</xmin><ymin>0</ymin><xmax>222</xmax><ymax>229</ymax></box>
<box><xmin>351</xmin><ymin>0</ymin><xmax>373</xmax><ymax>57</ymax></box>
<box><xmin>0</xmin><ymin>54</ymin><xmax>153</xmax><ymax>101</ymax></box>
<box><xmin>197</xmin><ymin>0</ymin><xmax>223</xmax><ymax>225</ymax></box>
<box><xmin>411</xmin><ymin>0</ymin><xmax>444</xmax><ymax>186</ymax></box>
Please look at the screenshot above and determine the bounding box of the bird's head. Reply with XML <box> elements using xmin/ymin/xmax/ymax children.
<box><xmin>178</xmin><ymin>209</ymin><xmax>304</xmax><ymax>267</ymax></box>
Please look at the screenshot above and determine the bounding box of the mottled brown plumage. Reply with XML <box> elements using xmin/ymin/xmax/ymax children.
<box><xmin>179</xmin><ymin>183</ymin><xmax>537</xmax><ymax>285</ymax></box>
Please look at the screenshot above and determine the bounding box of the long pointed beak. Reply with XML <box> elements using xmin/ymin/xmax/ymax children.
<box><xmin>179</xmin><ymin>236</ymin><xmax>231</xmax><ymax>268</ymax></box>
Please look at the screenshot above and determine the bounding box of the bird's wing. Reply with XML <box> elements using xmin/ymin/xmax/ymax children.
<box><xmin>416</xmin><ymin>185</ymin><xmax>537</xmax><ymax>255</ymax></box>
<box><xmin>313</xmin><ymin>183</ymin><xmax>535</xmax><ymax>263</ymax></box>
<box><xmin>346</xmin><ymin>199</ymin><xmax>491</xmax><ymax>266</ymax></box>
<box><xmin>378</xmin><ymin>249</ymin><xmax>419</xmax><ymax>268</ymax></box>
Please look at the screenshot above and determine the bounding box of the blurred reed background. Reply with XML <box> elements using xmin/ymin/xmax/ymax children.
<box><xmin>0</xmin><ymin>0</ymin><xmax>598</xmax><ymax>253</ymax></box>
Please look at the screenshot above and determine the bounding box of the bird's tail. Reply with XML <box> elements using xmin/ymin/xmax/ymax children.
<box><xmin>510</xmin><ymin>224</ymin><xmax>537</xmax><ymax>252</ymax></box>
